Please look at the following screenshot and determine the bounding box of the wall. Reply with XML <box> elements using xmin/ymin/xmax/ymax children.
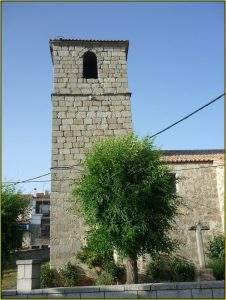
<box><xmin>215</xmin><ymin>163</ymin><xmax>224</xmax><ymax>231</ymax></box>
<box><xmin>2</xmin><ymin>281</ymin><xmax>224</xmax><ymax>298</ymax></box>
<box><xmin>168</xmin><ymin>162</ymin><xmax>224</xmax><ymax>266</ymax></box>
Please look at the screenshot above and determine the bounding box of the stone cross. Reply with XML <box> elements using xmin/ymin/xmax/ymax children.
<box><xmin>189</xmin><ymin>221</ymin><xmax>210</xmax><ymax>268</ymax></box>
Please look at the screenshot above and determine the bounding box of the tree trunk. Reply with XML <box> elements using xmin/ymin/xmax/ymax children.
<box><xmin>126</xmin><ymin>257</ymin><xmax>138</xmax><ymax>284</ymax></box>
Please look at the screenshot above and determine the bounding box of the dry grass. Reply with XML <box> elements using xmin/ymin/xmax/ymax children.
<box><xmin>1</xmin><ymin>267</ymin><xmax>17</xmax><ymax>290</ymax></box>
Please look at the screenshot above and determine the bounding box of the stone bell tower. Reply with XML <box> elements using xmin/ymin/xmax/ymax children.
<box><xmin>49</xmin><ymin>39</ymin><xmax>132</xmax><ymax>268</ymax></box>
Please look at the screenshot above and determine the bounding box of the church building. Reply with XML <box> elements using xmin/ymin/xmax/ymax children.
<box><xmin>49</xmin><ymin>38</ymin><xmax>224</xmax><ymax>270</ymax></box>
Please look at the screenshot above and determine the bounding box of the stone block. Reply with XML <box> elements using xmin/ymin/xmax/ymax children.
<box><xmin>156</xmin><ymin>289</ymin><xmax>179</xmax><ymax>298</ymax></box>
<box><xmin>191</xmin><ymin>288</ymin><xmax>213</xmax><ymax>298</ymax></box>
<box><xmin>17</xmin><ymin>265</ymin><xmax>25</xmax><ymax>280</ymax></box>
<box><xmin>47</xmin><ymin>293</ymin><xmax>64</xmax><ymax>298</ymax></box>
<box><xmin>24</xmin><ymin>264</ymin><xmax>33</xmax><ymax>279</ymax></box>
<box><xmin>104</xmin><ymin>291</ymin><xmax>138</xmax><ymax>298</ymax></box>
<box><xmin>81</xmin><ymin>292</ymin><xmax>105</xmax><ymax>298</ymax></box>
<box><xmin>200</xmin><ymin>281</ymin><xmax>224</xmax><ymax>289</ymax></box>
<box><xmin>125</xmin><ymin>284</ymin><xmax>150</xmax><ymax>291</ymax></box>
<box><xmin>17</xmin><ymin>279</ymin><xmax>32</xmax><ymax>291</ymax></box>
<box><xmin>177</xmin><ymin>289</ymin><xmax>192</xmax><ymax>298</ymax></box>
<box><xmin>137</xmin><ymin>290</ymin><xmax>157</xmax><ymax>298</ymax></box>
<box><xmin>62</xmin><ymin>287</ymin><xmax>100</xmax><ymax>293</ymax></box>
<box><xmin>212</xmin><ymin>288</ymin><xmax>225</xmax><ymax>298</ymax></box>
<box><xmin>1</xmin><ymin>290</ymin><xmax>17</xmax><ymax>296</ymax></box>
<box><xmin>16</xmin><ymin>260</ymin><xmax>41</xmax><ymax>292</ymax></box>
<box><xmin>150</xmin><ymin>282</ymin><xmax>175</xmax><ymax>291</ymax></box>
<box><xmin>99</xmin><ymin>285</ymin><xmax>125</xmax><ymax>292</ymax></box>
<box><xmin>63</xmin><ymin>293</ymin><xmax>81</xmax><ymax>298</ymax></box>
<box><xmin>175</xmin><ymin>281</ymin><xmax>200</xmax><ymax>289</ymax></box>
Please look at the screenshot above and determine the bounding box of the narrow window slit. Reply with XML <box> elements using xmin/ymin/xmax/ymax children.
<box><xmin>83</xmin><ymin>51</ymin><xmax>98</xmax><ymax>79</ymax></box>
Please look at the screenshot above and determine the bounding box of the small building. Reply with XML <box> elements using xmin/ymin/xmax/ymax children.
<box><xmin>22</xmin><ymin>190</ymin><xmax>50</xmax><ymax>249</ymax></box>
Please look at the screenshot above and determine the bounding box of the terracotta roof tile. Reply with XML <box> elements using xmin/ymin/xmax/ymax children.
<box><xmin>161</xmin><ymin>149</ymin><xmax>224</xmax><ymax>163</ymax></box>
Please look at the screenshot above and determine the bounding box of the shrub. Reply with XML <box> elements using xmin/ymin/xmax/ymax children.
<box><xmin>95</xmin><ymin>271</ymin><xmax>115</xmax><ymax>285</ymax></box>
<box><xmin>207</xmin><ymin>234</ymin><xmax>225</xmax><ymax>260</ymax></box>
<box><xmin>206</xmin><ymin>234</ymin><xmax>225</xmax><ymax>280</ymax></box>
<box><xmin>59</xmin><ymin>262</ymin><xmax>80</xmax><ymax>287</ymax></box>
<box><xmin>40</xmin><ymin>263</ymin><xmax>58</xmax><ymax>288</ymax></box>
<box><xmin>208</xmin><ymin>257</ymin><xmax>225</xmax><ymax>280</ymax></box>
<box><xmin>171</xmin><ymin>257</ymin><xmax>196</xmax><ymax>282</ymax></box>
<box><xmin>147</xmin><ymin>255</ymin><xmax>173</xmax><ymax>282</ymax></box>
<box><xmin>40</xmin><ymin>262</ymin><xmax>81</xmax><ymax>288</ymax></box>
<box><xmin>146</xmin><ymin>255</ymin><xmax>196</xmax><ymax>282</ymax></box>
<box><xmin>104</xmin><ymin>261</ymin><xmax>126</xmax><ymax>283</ymax></box>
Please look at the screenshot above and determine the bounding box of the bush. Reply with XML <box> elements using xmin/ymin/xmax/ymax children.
<box><xmin>147</xmin><ymin>255</ymin><xmax>196</xmax><ymax>282</ymax></box>
<box><xmin>208</xmin><ymin>257</ymin><xmax>225</xmax><ymax>280</ymax></box>
<box><xmin>59</xmin><ymin>262</ymin><xmax>80</xmax><ymax>287</ymax></box>
<box><xmin>170</xmin><ymin>257</ymin><xmax>196</xmax><ymax>282</ymax></box>
<box><xmin>95</xmin><ymin>271</ymin><xmax>115</xmax><ymax>285</ymax></box>
<box><xmin>207</xmin><ymin>234</ymin><xmax>225</xmax><ymax>280</ymax></box>
<box><xmin>40</xmin><ymin>263</ymin><xmax>58</xmax><ymax>288</ymax></box>
<box><xmin>104</xmin><ymin>261</ymin><xmax>126</xmax><ymax>283</ymax></box>
<box><xmin>207</xmin><ymin>234</ymin><xmax>225</xmax><ymax>260</ymax></box>
<box><xmin>40</xmin><ymin>262</ymin><xmax>80</xmax><ymax>288</ymax></box>
<box><xmin>147</xmin><ymin>256</ymin><xmax>173</xmax><ymax>282</ymax></box>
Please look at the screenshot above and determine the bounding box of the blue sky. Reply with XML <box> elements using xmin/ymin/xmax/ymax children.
<box><xmin>3</xmin><ymin>2</ymin><xmax>224</xmax><ymax>193</ymax></box>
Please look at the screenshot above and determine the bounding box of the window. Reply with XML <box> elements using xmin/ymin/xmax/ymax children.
<box><xmin>83</xmin><ymin>51</ymin><xmax>98</xmax><ymax>79</ymax></box>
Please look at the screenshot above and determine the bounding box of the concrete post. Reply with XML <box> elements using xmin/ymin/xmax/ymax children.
<box><xmin>16</xmin><ymin>259</ymin><xmax>41</xmax><ymax>292</ymax></box>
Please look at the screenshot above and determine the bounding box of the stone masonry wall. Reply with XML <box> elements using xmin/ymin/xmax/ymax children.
<box><xmin>50</xmin><ymin>40</ymin><xmax>132</xmax><ymax>268</ymax></box>
<box><xmin>215</xmin><ymin>163</ymin><xmax>224</xmax><ymax>231</ymax></box>
<box><xmin>168</xmin><ymin>162</ymin><xmax>224</xmax><ymax>266</ymax></box>
<box><xmin>51</xmin><ymin>41</ymin><xmax>129</xmax><ymax>95</ymax></box>
<box><xmin>3</xmin><ymin>281</ymin><xmax>225</xmax><ymax>298</ymax></box>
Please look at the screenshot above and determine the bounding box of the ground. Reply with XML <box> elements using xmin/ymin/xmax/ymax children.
<box><xmin>2</xmin><ymin>267</ymin><xmax>17</xmax><ymax>290</ymax></box>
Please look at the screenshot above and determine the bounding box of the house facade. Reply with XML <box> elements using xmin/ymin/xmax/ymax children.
<box><xmin>22</xmin><ymin>191</ymin><xmax>50</xmax><ymax>249</ymax></box>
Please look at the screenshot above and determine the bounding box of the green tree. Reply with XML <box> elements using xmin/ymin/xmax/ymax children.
<box><xmin>73</xmin><ymin>134</ymin><xmax>179</xmax><ymax>283</ymax></box>
<box><xmin>1</xmin><ymin>184</ymin><xmax>29</xmax><ymax>268</ymax></box>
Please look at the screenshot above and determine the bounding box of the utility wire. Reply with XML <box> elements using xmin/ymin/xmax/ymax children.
<box><xmin>3</xmin><ymin>93</ymin><xmax>224</xmax><ymax>185</ymax></box>
<box><xmin>12</xmin><ymin>172</ymin><xmax>51</xmax><ymax>185</ymax></box>
<box><xmin>3</xmin><ymin>164</ymin><xmax>224</xmax><ymax>184</ymax></box>
<box><xmin>150</xmin><ymin>92</ymin><xmax>225</xmax><ymax>138</ymax></box>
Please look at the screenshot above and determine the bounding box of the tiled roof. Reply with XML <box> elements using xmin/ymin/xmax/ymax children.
<box><xmin>35</xmin><ymin>192</ymin><xmax>50</xmax><ymax>199</ymax></box>
<box><xmin>161</xmin><ymin>149</ymin><xmax>224</xmax><ymax>163</ymax></box>
<box><xmin>49</xmin><ymin>38</ymin><xmax>129</xmax><ymax>43</ymax></box>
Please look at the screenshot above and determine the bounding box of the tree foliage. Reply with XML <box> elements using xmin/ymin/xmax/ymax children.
<box><xmin>73</xmin><ymin>134</ymin><xmax>180</xmax><ymax>282</ymax></box>
<box><xmin>77</xmin><ymin>227</ymin><xmax>114</xmax><ymax>270</ymax></box>
<box><xmin>1</xmin><ymin>184</ymin><xmax>29</xmax><ymax>267</ymax></box>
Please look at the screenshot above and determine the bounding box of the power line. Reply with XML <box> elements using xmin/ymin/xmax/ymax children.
<box><xmin>3</xmin><ymin>164</ymin><xmax>224</xmax><ymax>184</ymax></box>
<box><xmin>3</xmin><ymin>93</ymin><xmax>224</xmax><ymax>185</ymax></box>
<box><xmin>150</xmin><ymin>92</ymin><xmax>224</xmax><ymax>138</ymax></box>
<box><xmin>5</xmin><ymin>180</ymin><xmax>52</xmax><ymax>184</ymax></box>
<box><xmin>10</xmin><ymin>172</ymin><xmax>51</xmax><ymax>185</ymax></box>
